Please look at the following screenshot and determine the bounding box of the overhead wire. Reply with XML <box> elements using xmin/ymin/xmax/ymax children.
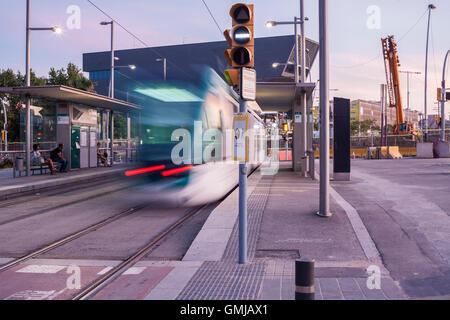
<box><xmin>331</xmin><ymin>8</ymin><xmax>428</xmax><ymax>69</ymax></box>
<box><xmin>200</xmin><ymin>0</ymin><xmax>223</xmax><ymax>36</ymax></box>
<box><xmin>86</xmin><ymin>0</ymin><xmax>195</xmax><ymax>80</ymax></box>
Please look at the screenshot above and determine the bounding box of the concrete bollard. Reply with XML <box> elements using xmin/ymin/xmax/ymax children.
<box><xmin>295</xmin><ymin>258</ymin><xmax>315</xmax><ymax>300</ymax></box>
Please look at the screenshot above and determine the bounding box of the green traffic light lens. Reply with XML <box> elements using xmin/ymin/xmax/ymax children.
<box><xmin>233</xmin><ymin>26</ymin><xmax>251</xmax><ymax>45</ymax></box>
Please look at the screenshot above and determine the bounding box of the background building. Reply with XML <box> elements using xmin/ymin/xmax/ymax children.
<box><xmin>351</xmin><ymin>99</ymin><xmax>419</xmax><ymax>129</ymax></box>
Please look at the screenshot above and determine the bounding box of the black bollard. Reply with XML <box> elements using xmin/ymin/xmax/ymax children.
<box><xmin>295</xmin><ymin>258</ymin><xmax>315</xmax><ymax>300</ymax></box>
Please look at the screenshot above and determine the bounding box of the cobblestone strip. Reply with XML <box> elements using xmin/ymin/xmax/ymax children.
<box><xmin>222</xmin><ymin>175</ymin><xmax>274</xmax><ymax>262</ymax></box>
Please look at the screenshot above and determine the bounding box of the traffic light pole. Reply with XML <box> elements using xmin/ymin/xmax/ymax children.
<box><xmin>318</xmin><ymin>0</ymin><xmax>331</xmax><ymax>218</ymax></box>
<box><xmin>441</xmin><ymin>50</ymin><xmax>450</xmax><ymax>142</ymax></box>
<box><xmin>239</xmin><ymin>97</ymin><xmax>247</xmax><ymax>265</ymax></box>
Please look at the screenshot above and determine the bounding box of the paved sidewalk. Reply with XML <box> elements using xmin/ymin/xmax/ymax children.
<box><xmin>0</xmin><ymin>164</ymin><xmax>135</xmax><ymax>200</ymax></box>
<box><xmin>145</xmin><ymin>163</ymin><xmax>407</xmax><ymax>300</ymax></box>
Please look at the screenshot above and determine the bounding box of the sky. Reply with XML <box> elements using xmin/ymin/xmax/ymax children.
<box><xmin>0</xmin><ymin>0</ymin><xmax>449</xmax><ymax>116</ymax></box>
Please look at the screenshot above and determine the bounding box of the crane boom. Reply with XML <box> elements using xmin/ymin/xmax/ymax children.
<box><xmin>381</xmin><ymin>36</ymin><xmax>412</xmax><ymax>135</ymax></box>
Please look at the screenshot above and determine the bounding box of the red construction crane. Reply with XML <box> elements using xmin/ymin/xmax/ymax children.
<box><xmin>381</xmin><ymin>36</ymin><xmax>413</xmax><ymax>135</ymax></box>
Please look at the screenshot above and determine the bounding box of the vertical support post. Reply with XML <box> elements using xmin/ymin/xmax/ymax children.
<box><xmin>441</xmin><ymin>50</ymin><xmax>449</xmax><ymax>142</ymax></box>
<box><xmin>25</xmin><ymin>0</ymin><xmax>31</xmax><ymax>177</ymax></box>
<box><xmin>381</xmin><ymin>84</ymin><xmax>385</xmax><ymax>147</ymax></box>
<box><xmin>318</xmin><ymin>0</ymin><xmax>331</xmax><ymax>218</ymax></box>
<box><xmin>126</xmin><ymin>113</ymin><xmax>131</xmax><ymax>162</ymax></box>
<box><xmin>300</xmin><ymin>0</ymin><xmax>308</xmax><ymax>177</ymax></box>
<box><xmin>109</xmin><ymin>110</ymin><xmax>114</xmax><ymax>166</ymax></box>
<box><xmin>239</xmin><ymin>98</ymin><xmax>247</xmax><ymax>265</ymax></box>
<box><xmin>164</xmin><ymin>58</ymin><xmax>167</xmax><ymax>81</ymax></box>
<box><xmin>110</xmin><ymin>21</ymin><xmax>115</xmax><ymax>99</ymax></box>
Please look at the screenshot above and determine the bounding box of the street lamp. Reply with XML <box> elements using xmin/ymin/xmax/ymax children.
<box><xmin>156</xmin><ymin>58</ymin><xmax>167</xmax><ymax>81</ymax></box>
<box><xmin>424</xmin><ymin>3</ymin><xmax>436</xmax><ymax>141</ymax></box>
<box><xmin>100</xmin><ymin>21</ymin><xmax>114</xmax><ymax>98</ymax></box>
<box><xmin>266</xmin><ymin>7</ymin><xmax>310</xmax><ymax>177</ymax></box>
<box><xmin>25</xmin><ymin>0</ymin><xmax>62</xmax><ymax>176</ymax></box>
<box><xmin>399</xmin><ymin>70</ymin><xmax>421</xmax><ymax>123</ymax></box>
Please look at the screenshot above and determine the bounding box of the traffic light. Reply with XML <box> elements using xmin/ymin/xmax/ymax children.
<box><xmin>224</xmin><ymin>69</ymin><xmax>240</xmax><ymax>89</ymax></box>
<box><xmin>438</xmin><ymin>88</ymin><xmax>450</xmax><ymax>101</ymax></box>
<box><xmin>283</xmin><ymin>123</ymin><xmax>289</xmax><ymax>132</ymax></box>
<box><xmin>224</xmin><ymin>3</ymin><xmax>254</xmax><ymax>69</ymax></box>
<box><xmin>1</xmin><ymin>130</ymin><xmax>4</xmax><ymax>142</ymax></box>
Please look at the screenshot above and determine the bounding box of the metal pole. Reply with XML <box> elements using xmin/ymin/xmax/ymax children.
<box><xmin>109</xmin><ymin>110</ymin><xmax>114</xmax><ymax>166</ymax></box>
<box><xmin>381</xmin><ymin>84</ymin><xmax>385</xmax><ymax>147</ymax></box>
<box><xmin>164</xmin><ymin>58</ymin><xmax>167</xmax><ymax>81</ymax></box>
<box><xmin>110</xmin><ymin>21</ymin><xmax>114</xmax><ymax>99</ymax></box>
<box><xmin>424</xmin><ymin>5</ymin><xmax>435</xmax><ymax>141</ymax></box>
<box><xmin>25</xmin><ymin>0</ymin><xmax>31</xmax><ymax>176</ymax></box>
<box><xmin>318</xmin><ymin>0</ymin><xmax>331</xmax><ymax>217</ymax></box>
<box><xmin>294</xmin><ymin>17</ymin><xmax>299</xmax><ymax>84</ymax></box>
<box><xmin>441</xmin><ymin>50</ymin><xmax>450</xmax><ymax>141</ymax></box>
<box><xmin>300</xmin><ymin>0</ymin><xmax>308</xmax><ymax>177</ymax></box>
<box><xmin>2</xmin><ymin>99</ymin><xmax>7</xmax><ymax>152</ymax></box>
<box><xmin>407</xmin><ymin>72</ymin><xmax>410</xmax><ymax>123</ymax></box>
<box><xmin>239</xmin><ymin>98</ymin><xmax>247</xmax><ymax>264</ymax></box>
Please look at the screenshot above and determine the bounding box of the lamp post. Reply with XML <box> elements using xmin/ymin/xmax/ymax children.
<box><xmin>440</xmin><ymin>50</ymin><xmax>450</xmax><ymax>142</ymax></box>
<box><xmin>424</xmin><ymin>4</ymin><xmax>436</xmax><ymax>141</ymax></box>
<box><xmin>399</xmin><ymin>70</ymin><xmax>421</xmax><ymax>122</ymax></box>
<box><xmin>100</xmin><ymin>21</ymin><xmax>114</xmax><ymax>98</ymax></box>
<box><xmin>156</xmin><ymin>58</ymin><xmax>167</xmax><ymax>81</ymax></box>
<box><xmin>266</xmin><ymin>9</ymin><xmax>310</xmax><ymax>176</ymax></box>
<box><xmin>25</xmin><ymin>0</ymin><xmax>62</xmax><ymax>176</ymax></box>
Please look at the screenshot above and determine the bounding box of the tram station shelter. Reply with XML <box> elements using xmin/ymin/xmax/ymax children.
<box><xmin>83</xmin><ymin>35</ymin><xmax>319</xmax><ymax>172</ymax></box>
<box><xmin>0</xmin><ymin>85</ymin><xmax>142</xmax><ymax>173</ymax></box>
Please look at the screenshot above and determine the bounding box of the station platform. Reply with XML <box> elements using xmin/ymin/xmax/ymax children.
<box><xmin>0</xmin><ymin>164</ymin><xmax>135</xmax><ymax>200</ymax></box>
<box><xmin>141</xmin><ymin>162</ymin><xmax>406</xmax><ymax>300</ymax></box>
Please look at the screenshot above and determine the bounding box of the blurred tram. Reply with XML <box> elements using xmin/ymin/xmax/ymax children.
<box><xmin>127</xmin><ymin>67</ymin><xmax>265</xmax><ymax>206</ymax></box>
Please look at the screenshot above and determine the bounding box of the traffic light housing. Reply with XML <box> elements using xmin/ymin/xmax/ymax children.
<box><xmin>224</xmin><ymin>4</ymin><xmax>254</xmax><ymax>69</ymax></box>
<box><xmin>438</xmin><ymin>88</ymin><xmax>450</xmax><ymax>101</ymax></box>
<box><xmin>224</xmin><ymin>69</ymin><xmax>240</xmax><ymax>89</ymax></box>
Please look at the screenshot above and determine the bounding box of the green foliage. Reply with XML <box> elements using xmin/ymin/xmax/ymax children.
<box><xmin>350</xmin><ymin>119</ymin><xmax>378</xmax><ymax>136</ymax></box>
<box><xmin>0</xmin><ymin>63</ymin><xmax>94</xmax><ymax>142</ymax></box>
<box><xmin>48</xmin><ymin>63</ymin><xmax>94</xmax><ymax>92</ymax></box>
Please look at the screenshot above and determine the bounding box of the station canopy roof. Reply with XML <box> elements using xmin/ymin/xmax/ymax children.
<box><xmin>0</xmin><ymin>85</ymin><xmax>142</xmax><ymax>113</ymax></box>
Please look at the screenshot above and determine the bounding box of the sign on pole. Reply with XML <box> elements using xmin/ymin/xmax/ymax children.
<box><xmin>240</xmin><ymin>67</ymin><xmax>256</xmax><ymax>101</ymax></box>
<box><xmin>233</xmin><ymin>113</ymin><xmax>249</xmax><ymax>162</ymax></box>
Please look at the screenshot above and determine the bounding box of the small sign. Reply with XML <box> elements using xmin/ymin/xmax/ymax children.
<box><xmin>295</xmin><ymin>112</ymin><xmax>302</xmax><ymax>123</ymax></box>
<box><xmin>240</xmin><ymin>67</ymin><xmax>256</xmax><ymax>101</ymax></box>
<box><xmin>57</xmin><ymin>115</ymin><xmax>69</xmax><ymax>125</ymax></box>
<box><xmin>233</xmin><ymin>113</ymin><xmax>249</xmax><ymax>162</ymax></box>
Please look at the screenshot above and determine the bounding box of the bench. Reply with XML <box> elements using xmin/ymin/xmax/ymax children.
<box><xmin>31</xmin><ymin>162</ymin><xmax>62</xmax><ymax>175</ymax></box>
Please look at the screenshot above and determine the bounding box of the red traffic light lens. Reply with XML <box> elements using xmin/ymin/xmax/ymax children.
<box><xmin>233</xmin><ymin>5</ymin><xmax>251</xmax><ymax>24</ymax></box>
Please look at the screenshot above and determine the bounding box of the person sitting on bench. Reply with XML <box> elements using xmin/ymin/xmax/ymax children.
<box><xmin>97</xmin><ymin>142</ymin><xmax>111</xmax><ymax>167</ymax></box>
<box><xmin>50</xmin><ymin>143</ymin><xmax>68</xmax><ymax>172</ymax></box>
<box><xmin>32</xmin><ymin>143</ymin><xmax>56</xmax><ymax>175</ymax></box>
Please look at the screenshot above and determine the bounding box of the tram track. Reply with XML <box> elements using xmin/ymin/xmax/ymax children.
<box><xmin>71</xmin><ymin>204</ymin><xmax>207</xmax><ymax>300</ymax></box>
<box><xmin>0</xmin><ymin>178</ymin><xmax>138</xmax><ymax>227</ymax></box>
<box><xmin>0</xmin><ymin>203</ymin><xmax>149</xmax><ymax>272</ymax></box>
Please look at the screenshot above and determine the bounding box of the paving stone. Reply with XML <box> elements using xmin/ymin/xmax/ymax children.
<box><xmin>318</xmin><ymin>278</ymin><xmax>344</xmax><ymax>300</ymax></box>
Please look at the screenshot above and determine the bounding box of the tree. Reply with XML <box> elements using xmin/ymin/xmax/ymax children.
<box><xmin>48</xmin><ymin>63</ymin><xmax>94</xmax><ymax>92</ymax></box>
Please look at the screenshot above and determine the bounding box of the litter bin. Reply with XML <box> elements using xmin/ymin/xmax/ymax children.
<box><xmin>15</xmin><ymin>156</ymin><xmax>24</xmax><ymax>177</ymax></box>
